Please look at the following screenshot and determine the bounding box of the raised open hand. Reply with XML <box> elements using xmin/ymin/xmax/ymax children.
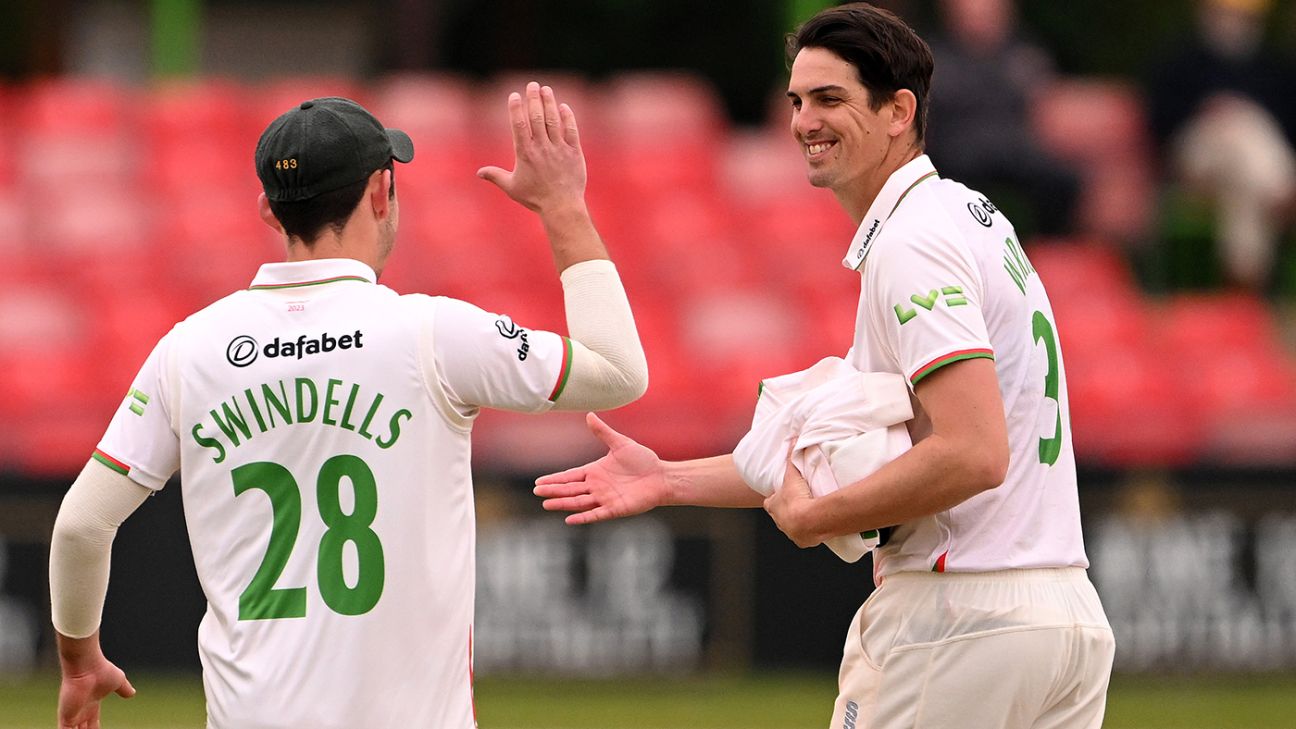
<box><xmin>477</xmin><ymin>82</ymin><xmax>586</xmax><ymax>215</ymax></box>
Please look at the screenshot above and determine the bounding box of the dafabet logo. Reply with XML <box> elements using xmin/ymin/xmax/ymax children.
<box><xmin>226</xmin><ymin>331</ymin><xmax>365</xmax><ymax>368</ymax></box>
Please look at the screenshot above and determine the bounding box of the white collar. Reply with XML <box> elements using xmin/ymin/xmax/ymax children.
<box><xmin>249</xmin><ymin>258</ymin><xmax>377</xmax><ymax>291</ymax></box>
<box><xmin>841</xmin><ymin>155</ymin><xmax>939</xmax><ymax>271</ymax></box>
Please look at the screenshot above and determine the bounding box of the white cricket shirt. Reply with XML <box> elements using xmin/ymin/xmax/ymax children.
<box><xmin>94</xmin><ymin>258</ymin><xmax>574</xmax><ymax>729</ymax></box>
<box><xmin>845</xmin><ymin>155</ymin><xmax>1088</xmax><ymax>579</ymax></box>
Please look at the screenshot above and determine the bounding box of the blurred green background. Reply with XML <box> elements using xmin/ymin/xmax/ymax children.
<box><xmin>4</xmin><ymin>672</ymin><xmax>1296</xmax><ymax>728</ymax></box>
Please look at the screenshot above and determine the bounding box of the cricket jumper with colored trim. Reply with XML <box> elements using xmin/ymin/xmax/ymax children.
<box><xmin>844</xmin><ymin>155</ymin><xmax>1088</xmax><ymax>580</ymax></box>
<box><xmin>95</xmin><ymin>258</ymin><xmax>574</xmax><ymax>729</ymax></box>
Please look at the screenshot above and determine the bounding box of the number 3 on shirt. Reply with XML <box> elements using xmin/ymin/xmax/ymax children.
<box><xmin>232</xmin><ymin>455</ymin><xmax>385</xmax><ymax>620</ymax></box>
<box><xmin>1032</xmin><ymin>311</ymin><xmax>1063</xmax><ymax>466</ymax></box>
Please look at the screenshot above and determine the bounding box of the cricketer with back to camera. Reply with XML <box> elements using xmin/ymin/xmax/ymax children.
<box><xmin>49</xmin><ymin>84</ymin><xmax>647</xmax><ymax>729</ymax></box>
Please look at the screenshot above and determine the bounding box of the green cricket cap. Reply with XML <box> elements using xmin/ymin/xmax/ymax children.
<box><xmin>255</xmin><ymin>96</ymin><xmax>414</xmax><ymax>202</ymax></box>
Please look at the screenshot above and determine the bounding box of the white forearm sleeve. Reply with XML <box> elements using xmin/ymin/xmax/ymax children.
<box><xmin>554</xmin><ymin>259</ymin><xmax>649</xmax><ymax>410</ymax></box>
<box><xmin>49</xmin><ymin>460</ymin><xmax>152</xmax><ymax>638</ymax></box>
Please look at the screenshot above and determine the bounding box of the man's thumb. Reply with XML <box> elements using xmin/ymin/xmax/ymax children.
<box><xmin>116</xmin><ymin>676</ymin><xmax>136</xmax><ymax>699</ymax></box>
<box><xmin>586</xmin><ymin>412</ymin><xmax>627</xmax><ymax>449</ymax></box>
<box><xmin>476</xmin><ymin>166</ymin><xmax>509</xmax><ymax>188</ymax></box>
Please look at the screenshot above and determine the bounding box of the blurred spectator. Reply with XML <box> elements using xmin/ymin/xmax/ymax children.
<box><xmin>924</xmin><ymin>0</ymin><xmax>1080</xmax><ymax>238</ymax></box>
<box><xmin>1145</xmin><ymin>0</ymin><xmax>1296</xmax><ymax>292</ymax></box>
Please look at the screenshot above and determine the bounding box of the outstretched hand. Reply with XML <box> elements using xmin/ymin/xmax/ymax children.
<box><xmin>534</xmin><ymin>413</ymin><xmax>669</xmax><ymax>524</ymax></box>
<box><xmin>57</xmin><ymin>652</ymin><xmax>135</xmax><ymax>729</ymax></box>
<box><xmin>477</xmin><ymin>82</ymin><xmax>587</xmax><ymax>215</ymax></box>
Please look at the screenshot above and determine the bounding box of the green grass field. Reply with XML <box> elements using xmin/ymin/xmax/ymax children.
<box><xmin>3</xmin><ymin>671</ymin><xmax>1294</xmax><ymax>728</ymax></box>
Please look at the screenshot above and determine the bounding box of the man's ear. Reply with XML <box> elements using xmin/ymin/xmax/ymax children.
<box><xmin>258</xmin><ymin>193</ymin><xmax>284</xmax><ymax>233</ymax></box>
<box><xmin>368</xmin><ymin>169</ymin><xmax>392</xmax><ymax>220</ymax></box>
<box><xmin>889</xmin><ymin>89</ymin><xmax>918</xmax><ymax>139</ymax></box>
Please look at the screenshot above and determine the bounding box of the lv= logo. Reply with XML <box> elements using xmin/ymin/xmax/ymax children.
<box><xmin>893</xmin><ymin>286</ymin><xmax>969</xmax><ymax>325</ymax></box>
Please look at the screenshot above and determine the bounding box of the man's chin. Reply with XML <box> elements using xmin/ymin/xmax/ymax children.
<box><xmin>805</xmin><ymin>171</ymin><xmax>832</xmax><ymax>188</ymax></box>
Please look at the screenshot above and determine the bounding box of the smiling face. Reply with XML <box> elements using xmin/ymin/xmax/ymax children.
<box><xmin>787</xmin><ymin>47</ymin><xmax>918</xmax><ymax>218</ymax></box>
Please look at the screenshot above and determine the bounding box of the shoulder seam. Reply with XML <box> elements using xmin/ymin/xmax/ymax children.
<box><xmin>413</xmin><ymin>295</ymin><xmax>475</xmax><ymax>433</ymax></box>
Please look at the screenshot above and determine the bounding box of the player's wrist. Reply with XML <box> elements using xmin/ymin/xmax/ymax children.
<box><xmin>56</xmin><ymin>631</ymin><xmax>104</xmax><ymax>672</ymax></box>
<box><xmin>543</xmin><ymin>206</ymin><xmax>609</xmax><ymax>272</ymax></box>
<box><xmin>659</xmin><ymin>461</ymin><xmax>685</xmax><ymax>507</ymax></box>
<box><xmin>537</xmin><ymin>198</ymin><xmax>591</xmax><ymax>227</ymax></box>
<box><xmin>802</xmin><ymin>491</ymin><xmax>845</xmax><ymax>547</ymax></box>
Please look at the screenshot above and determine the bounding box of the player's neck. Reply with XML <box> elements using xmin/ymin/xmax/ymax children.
<box><xmin>284</xmin><ymin>225</ymin><xmax>381</xmax><ymax>273</ymax></box>
<box><xmin>835</xmin><ymin>142</ymin><xmax>924</xmax><ymax>224</ymax></box>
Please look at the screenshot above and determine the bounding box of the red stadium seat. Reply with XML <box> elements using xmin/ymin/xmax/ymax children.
<box><xmin>0</xmin><ymin>281</ymin><xmax>88</xmax><ymax>349</ymax></box>
<box><xmin>29</xmin><ymin>184</ymin><xmax>151</xmax><ymax>260</ymax></box>
<box><xmin>1027</xmin><ymin>239</ymin><xmax>1139</xmax><ymax>303</ymax></box>
<box><xmin>1032</xmin><ymin>79</ymin><xmax>1148</xmax><ymax>163</ymax></box>
<box><xmin>601</xmin><ymin>71</ymin><xmax>727</xmax><ymax>140</ymax></box>
<box><xmin>1066</xmin><ymin>344</ymin><xmax>1206</xmax><ymax>466</ymax></box>
<box><xmin>612</xmin><ymin>191</ymin><xmax>762</xmax><ymax>291</ymax></box>
<box><xmin>16</xmin><ymin>133</ymin><xmax>137</xmax><ymax>190</ymax></box>
<box><xmin>246</xmin><ymin>76</ymin><xmax>371</xmax><ymax>141</ymax></box>
<box><xmin>625</xmin><ymin>295</ymin><xmax>691</xmax><ymax>392</ymax></box>
<box><xmin>140</xmin><ymin>81</ymin><xmax>258</xmax><ymax>195</ymax></box>
<box><xmin>1030</xmin><ymin>79</ymin><xmax>1156</xmax><ymax>241</ymax></box>
<box><xmin>372</xmin><ymin>72</ymin><xmax>480</xmax><ymax>186</ymax></box>
<box><xmin>140</xmin><ymin>77</ymin><xmax>249</xmax><ymax>144</ymax></box>
<box><xmin>603</xmin><ymin>294</ymin><xmax>759</xmax><ymax>460</ymax></box>
<box><xmin>0</xmin><ymin>284</ymin><xmax>100</xmax><ymax>443</ymax></box>
<box><xmin>15</xmin><ymin>77</ymin><xmax>135</xmax><ymax>135</ymax></box>
<box><xmin>87</xmin><ymin>287</ymin><xmax>193</xmax><ymax>377</ymax></box>
<box><xmin>1066</xmin><ymin>288</ymin><xmax>1296</xmax><ymax>466</ymax></box>
<box><xmin>1051</xmin><ymin>289</ymin><xmax>1150</xmax><ymax>355</ymax></box>
<box><xmin>598</xmin><ymin>72</ymin><xmax>728</xmax><ymax>195</ymax></box>
<box><xmin>0</xmin><ymin>191</ymin><xmax>31</xmax><ymax>254</ymax></box>
<box><xmin>13</xmin><ymin>78</ymin><xmax>139</xmax><ymax>189</ymax></box>
<box><xmin>399</xmin><ymin>69</ymin><xmax>482</xmax><ymax>128</ymax></box>
<box><xmin>12</xmin><ymin>410</ymin><xmax>112</xmax><ymax>476</ymax></box>
<box><xmin>477</xmin><ymin>70</ymin><xmax>600</xmax><ymax>133</ymax></box>
<box><xmin>146</xmin><ymin>189</ymin><xmax>278</xmax><ymax>304</ymax></box>
<box><xmin>1151</xmin><ymin>292</ymin><xmax>1279</xmax><ymax>355</ymax></box>
<box><xmin>470</xmin><ymin>409</ymin><xmax>610</xmax><ymax>473</ymax></box>
<box><xmin>392</xmin><ymin>181</ymin><xmax>554</xmax><ymax>294</ymax></box>
<box><xmin>1177</xmin><ymin>343</ymin><xmax>1296</xmax><ymax>417</ymax></box>
<box><xmin>1207</xmin><ymin>404</ymin><xmax>1296</xmax><ymax>466</ymax></box>
<box><xmin>790</xmin><ymin>278</ymin><xmax>860</xmax><ymax>360</ymax></box>
<box><xmin>146</xmin><ymin>134</ymin><xmax>259</xmax><ymax>196</ymax></box>
<box><xmin>738</xmin><ymin>188</ymin><xmax>857</xmax><ymax>294</ymax></box>
<box><xmin>675</xmin><ymin>287</ymin><xmax>818</xmax><ymax>415</ymax></box>
<box><xmin>721</xmin><ymin>129</ymin><xmax>808</xmax><ymax>202</ymax></box>
<box><xmin>1155</xmin><ymin>290</ymin><xmax>1296</xmax><ymax>416</ymax></box>
<box><xmin>603</xmin><ymin>395</ymin><xmax>751</xmax><ymax>461</ymax></box>
<box><xmin>1168</xmin><ymin>326</ymin><xmax>1296</xmax><ymax>465</ymax></box>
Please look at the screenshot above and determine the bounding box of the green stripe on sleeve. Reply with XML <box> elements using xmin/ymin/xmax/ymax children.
<box><xmin>92</xmin><ymin>450</ymin><xmax>130</xmax><ymax>476</ymax></box>
<box><xmin>911</xmin><ymin>349</ymin><xmax>995</xmax><ymax>385</ymax></box>
<box><xmin>547</xmin><ymin>337</ymin><xmax>574</xmax><ymax>402</ymax></box>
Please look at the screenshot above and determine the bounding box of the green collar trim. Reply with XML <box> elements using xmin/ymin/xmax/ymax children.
<box><xmin>249</xmin><ymin>275</ymin><xmax>371</xmax><ymax>291</ymax></box>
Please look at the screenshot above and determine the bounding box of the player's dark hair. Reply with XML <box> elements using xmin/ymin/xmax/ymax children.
<box><xmin>787</xmin><ymin>2</ymin><xmax>933</xmax><ymax>142</ymax></box>
<box><xmin>268</xmin><ymin>162</ymin><xmax>396</xmax><ymax>245</ymax></box>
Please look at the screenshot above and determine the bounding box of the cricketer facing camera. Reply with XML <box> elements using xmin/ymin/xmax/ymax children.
<box><xmin>535</xmin><ymin>5</ymin><xmax>1115</xmax><ymax>728</ymax></box>
<box><xmin>50</xmin><ymin>86</ymin><xmax>647</xmax><ymax>729</ymax></box>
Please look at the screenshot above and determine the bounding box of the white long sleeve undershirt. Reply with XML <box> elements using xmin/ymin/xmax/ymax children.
<box><xmin>49</xmin><ymin>459</ymin><xmax>152</xmax><ymax>638</ymax></box>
